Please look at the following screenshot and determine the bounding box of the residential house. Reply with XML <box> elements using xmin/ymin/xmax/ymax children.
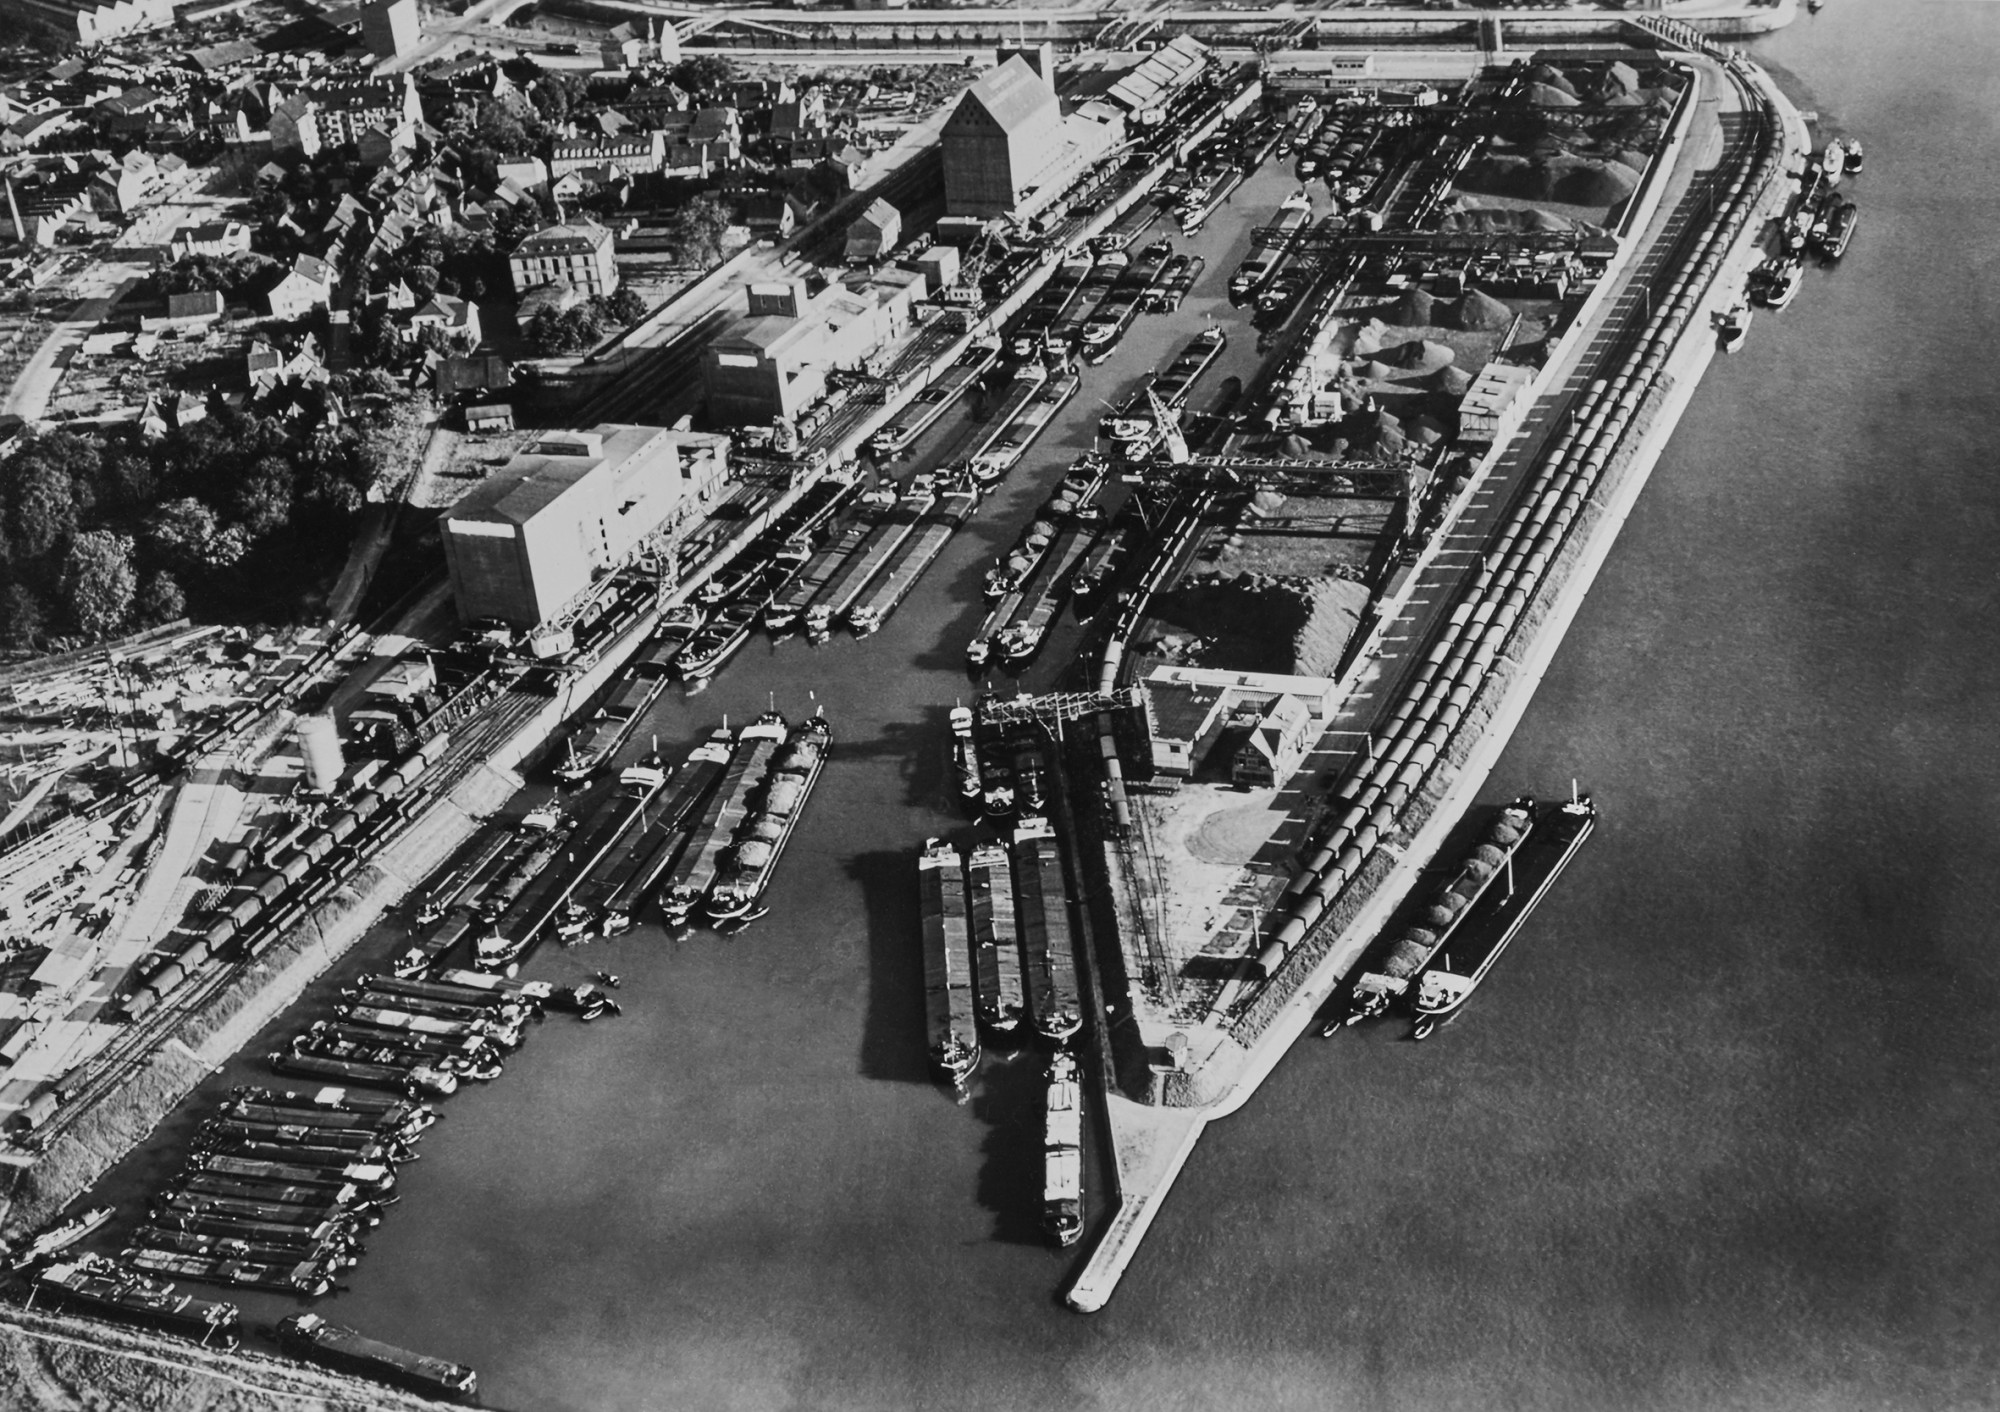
<box><xmin>265</xmin><ymin>254</ymin><xmax>334</xmax><ymax>319</ymax></box>
<box><xmin>139</xmin><ymin>289</ymin><xmax>225</xmax><ymax>332</ymax></box>
<box><xmin>270</xmin><ymin>75</ymin><xmax>423</xmax><ymax>158</ymax></box>
<box><xmin>169</xmin><ymin>219</ymin><xmax>251</xmax><ymax>260</ymax></box>
<box><xmin>508</xmin><ymin>220</ymin><xmax>617</xmax><ymax>297</ymax></box>
<box><xmin>408</xmin><ymin>295</ymin><xmax>481</xmax><ymax>348</ymax></box>
<box><xmin>550</xmin><ymin>130</ymin><xmax>664</xmax><ymax>178</ymax></box>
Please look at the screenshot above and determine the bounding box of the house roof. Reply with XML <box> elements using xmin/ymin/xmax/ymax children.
<box><xmin>166</xmin><ymin>290</ymin><xmax>224</xmax><ymax>319</ymax></box>
<box><xmin>949</xmin><ymin>57</ymin><xmax>1058</xmax><ymax>138</ymax></box>
<box><xmin>513</xmin><ymin>220</ymin><xmax>612</xmax><ymax>257</ymax></box>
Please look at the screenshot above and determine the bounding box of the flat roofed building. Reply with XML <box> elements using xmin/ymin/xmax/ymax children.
<box><xmin>440</xmin><ymin>425</ymin><xmax>729</xmax><ymax>628</ymax></box>
<box><xmin>1142</xmin><ymin>666</ymin><xmax>1339</xmax><ymax>781</ymax></box>
<box><xmin>508</xmin><ymin>220</ymin><xmax>618</xmax><ymax>297</ymax></box>
<box><xmin>701</xmin><ymin>268</ymin><xmax>926</xmax><ymax>426</ymax></box>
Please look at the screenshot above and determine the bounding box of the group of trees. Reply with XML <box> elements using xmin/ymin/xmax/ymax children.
<box><xmin>658</xmin><ymin>193</ymin><xmax>732</xmax><ymax>270</ymax></box>
<box><xmin>524</xmin><ymin>288</ymin><xmax>648</xmax><ymax>355</ymax></box>
<box><xmin>0</xmin><ymin>412</ymin><xmax>385</xmax><ymax>651</ymax></box>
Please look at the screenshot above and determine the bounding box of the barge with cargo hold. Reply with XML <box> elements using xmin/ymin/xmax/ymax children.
<box><xmin>1411</xmin><ymin>791</ymin><xmax>1596</xmax><ymax>1039</ymax></box>
<box><xmin>278</xmin><ymin>1312</ymin><xmax>477</xmax><ymax>1402</ymax></box>
<box><xmin>919</xmin><ymin>838</ymin><xmax>979</xmax><ymax>1085</ymax></box>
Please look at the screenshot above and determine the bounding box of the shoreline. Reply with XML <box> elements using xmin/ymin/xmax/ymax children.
<box><xmin>1068</xmin><ymin>46</ymin><xmax>1808</xmax><ymax>1313</ymax></box>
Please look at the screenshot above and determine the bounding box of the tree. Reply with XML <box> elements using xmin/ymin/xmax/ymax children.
<box><xmin>669</xmin><ymin>56</ymin><xmax>738</xmax><ymax>97</ymax></box>
<box><xmin>236</xmin><ymin>458</ymin><xmax>295</xmax><ymax>537</ymax></box>
<box><xmin>605</xmin><ymin>287</ymin><xmax>647</xmax><ymax>325</ymax></box>
<box><xmin>135</xmin><ymin>570</ymin><xmax>186</xmax><ymax>627</ymax></box>
<box><xmin>10</xmin><ymin>457</ymin><xmax>77</xmax><ymax>560</ymax></box>
<box><xmin>206</xmin><ymin>525</ymin><xmax>254</xmax><ymax>569</ymax></box>
<box><xmin>0</xmin><ymin>583</ymin><xmax>44</xmax><ymax>651</ymax></box>
<box><xmin>61</xmin><ymin>531</ymin><xmax>137</xmax><ymax>640</ymax></box>
<box><xmin>146</xmin><ymin>497</ymin><xmax>221</xmax><ymax>571</ymax></box>
<box><xmin>662</xmin><ymin>193</ymin><xmax>731</xmax><ymax>269</ymax></box>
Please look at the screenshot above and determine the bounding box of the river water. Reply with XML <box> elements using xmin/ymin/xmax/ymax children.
<box><xmin>88</xmin><ymin>11</ymin><xmax>2000</xmax><ymax>1408</ymax></box>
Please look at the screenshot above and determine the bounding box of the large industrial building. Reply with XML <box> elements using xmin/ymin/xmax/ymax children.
<box><xmin>440</xmin><ymin>425</ymin><xmax>730</xmax><ymax>629</ymax></box>
<box><xmin>701</xmin><ymin>268</ymin><xmax>928</xmax><ymax>427</ymax></box>
<box><xmin>940</xmin><ymin>42</ymin><xmax>1150</xmax><ymax>220</ymax></box>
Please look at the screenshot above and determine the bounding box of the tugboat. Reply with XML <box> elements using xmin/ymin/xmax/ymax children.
<box><xmin>1844</xmin><ymin>140</ymin><xmax>1864</xmax><ymax>174</ymax></box>
<box><xmin>918</xmin><ymin>838</ymin><xmax>980</xmax><ymax>1087</ymax></box>
<box><xmin>705</xmin><ymin>712</ymin><xmax>831</xmax><ymax>926</ymax></box>
<box><xmin>1818</xmin><ymin>136</ymin><xmax>1847</xmax><ymax>184</ymax></box>
<box><xmin>1410</xmin><ymin>789</ymin><xmax>1597</xmax><ymax>1040</ymax></box>
<box><xmin>1328</xmin><ymin>798</ymin><xmax>1535</xmax><ymax>1034</ymax></box>
<box><xmin>1715</xmin><ymin>301</ymin><xmax>1752</xmax><ymax>354</ymax></box>
<box><xmin>1043</xmin><ymin>1051</ymin><xmax>1084</xmax><ymax>1246</ymax></box>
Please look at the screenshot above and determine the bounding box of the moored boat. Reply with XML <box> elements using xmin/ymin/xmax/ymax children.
<box><xmin>1715</xmin><ymin>301</ymin><xmax>1751</xmax><ymax>354</ymax></box>
<box><xmin>1408</xmin><ymin>791</ymin><xmax>1594</xmax><ymax>1038</ymax></box>
<box><xmin>661</xmin><ymin>712</ymin><xmax>788</xmax><ymax>927</ymax></box>
<box><xmin>31</xmin><ymin>1255</ymin><xmax>242</xmax><ymax>1346</ymax></box>
<box><xmin>966</xmin><ymin>841</ymin><xmax>1025</xmax><ymax>1033</ymax></box>
<box><xmin>1331</xmin><ymin>798</ymin><xmax>1534</xmax><ymax>1033</ymax></box>
<box><xmin>705</xmin><ymin>712</ymin><xmax>831</xmax><ymax>925</ymax></box>
<box><xmin>1043</xmin><ymin>1051</ymin><xmax>1083</xmax><ymax>1246</ymax></box>
<box><xmin>279</xmin><ymin>1312</ymin><xmax>478</xmax><ymax>1402</ymax></box>
<box><xmin>10</xmin><ymin>1206</ymin><xmax>114</xmax><ymax>1271</ymax></box>
<box><xmin>918</xmin><ymin>838</ymin><xmax>980</xmax><ymax>1084</ymax></box>
<box><xmin>1014</xmin><ymin>815</ymin><xmax>1081</xmax><ymax>1042</ymax></box>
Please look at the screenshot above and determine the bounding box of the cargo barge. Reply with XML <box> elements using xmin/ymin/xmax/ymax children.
<box><xmin>661</xmin><ymin>713</ymin><xmax>787</xmax><ymax>928</ymax></box>
<box><xmin>1010</xmin><ymin>251</ymin><xmax>1093</xmax><ymax>359</ymax></box>
<box><xmin>705</xmin><ymin>712</ymin><xmax>831</xmax><ymax>925</ymax></box>
<box><xmin>867</xmin><ymin>339</ymin><xmax>998</xmax><ymax>458</ymax></box>
<box><xmin>1331</xmin><ymin>797</ymin><xmax>1536</xmax><ymax>1032</ymax></box>
<box><xmin>30</xmin><ymin>1255</ymin><xmax>242</xmax><ymax>1347</ymax></box>
<box><xmin>278</xmin><ymin>1312</ymin><xmax>478</xmax><ymax>1402</ymax></box>
<box><xmin>848</xmin><ymin>483</ymin><xmax>979</xmax><ymax>637</ymax></box>
<box><xmin>994</xmin><ymin>522</ymin><xmax>1094</xmax><ymax>665</ymax></box>
<box><xmin>966</xmin><ymin>841</ymin><xmax>1026</xmax><ymax>1033</ymax></box>
<box><xmin>806</xmin><ymin>483</ymin><xmax>935</xmax><ymax>641</ymax></box>
<box><xmin>1043</xmin><ymin>1051</ymin><xmax>1083</xmax><ymax>1246</ymax></box>
<box><xmin>1014</xmin><ymin>815</ymin><xmax>1082</xmax><ymax>1043</ymax></box>
<box><xmin>767</xmin><ymin>506</ymin><xmax>877</xmax><ymax>637</ymax></box>
<box><xmin>969</xmin><ymin>369</ymin><xmax>1079</xmax><ymax>484</ymax></box>
<box><xmin>553</xmin><ymin>673</ymin><xmax>663</xmax><ymax>782</ymax></box>
<box><xmin>1411</xmin><ymin>792</ymin><xmax>1596</xmax><ymax>1040</ymax></box>
<box><xmin>1080</xmin><ymin>241</ymin><xmax>1171</xmax><ymax>364</ymax></box>
<box><xmin>919</xmin><ymin>838</ymin><xmax>980</xmax><ymax>1084</ymax></box>
<box><xmin>600</xmin><ymin>729</ymin><xmax>733</xmax><ymax>934</ymax></box>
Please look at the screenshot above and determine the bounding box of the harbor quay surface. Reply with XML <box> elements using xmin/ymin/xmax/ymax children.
<box><xmin>1067</xmin><ymin>48</ymin><xmax>1808</xmax><ymax>1312</ymax></box>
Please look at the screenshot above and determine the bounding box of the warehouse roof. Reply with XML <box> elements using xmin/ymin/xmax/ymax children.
<box><xmin>949</xmin><ymin>56</ymin><xmax>1058</xmax><ymax>137</ymax></box>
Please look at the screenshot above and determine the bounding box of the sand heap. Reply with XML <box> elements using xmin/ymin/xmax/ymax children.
<box><xmin>1150</xmin><ymin>572</ymin><xmax>1373</xmax><ymax>676</ymax></box>
<box><xmin>1430</xmin><ymin>364</ymin><xmax>1473</xmax><ymax>397</ymax></box>
<box><xmin>1555</xmin><ymin>160</ymin><xmax>1639</xmax><ymax>207</ymax></box>
<box><xmin>1390</xmin><ymin>338</ymin><xmax>1454</xmax><ymax>373</ymax></box>
<box><xmin>1390</xmin><ymin>286</ymin><xmax>1436</xmax><ymax>327</ymax></box>
<box><xmin>1448</xmin><ymin>289</ymin><xmax>1514</xmax><ymax>331</ymax></box>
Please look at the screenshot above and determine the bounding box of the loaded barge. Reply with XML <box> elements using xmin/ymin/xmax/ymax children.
<box><xmin>279</xmin><ymin>1312</ymin><xmax>477</xmax><ymax>1402</ymax></box>
<box><xmin>919</xmin><ymin>839</ymin><xmax>980</xmax><ymax>1084</ymax></box>
<box><xmin>848</xmin><ymin>481</ymin><xmax>979</xmax><ymax>637</ymax></box>
<box><xmin>662</xmin><ymin>713</ymin><xmax>787</xmax><ymax>927</ymax></box>
<box><xmin>1014</xmin><ymin>815</ymin><xmax>1082</xmax><ymax>1043</ymax></box>
<box><xmin>30</xmin><ymin>1254</ymin><xmax>242</xmax><ymax>1346</ymax></box>
<box><xmin>807</xmin><ymin>483</ymin><xmax>935</xmax><ymax>641</ymax></box>
<box><xmin>966</xmin><ymin>841</ymin><xmax>1025</xmax><ymax>1033</ymax></box>
<box><xmin>1331</xmin><ymin>797</ymin><xmax>1536</xmax><ymax>1032</ymax></box>
<box><xmin>705</xmin><ymin>712</ymin><xmax>831</xmax><ymax>925</ymax></box>
<box><xmin>1411</xmin><ymin>792</ymin><xmax>1596</xmax><ymax>1040</ymax></box>
<box><xmin>600</xmin><ymin>729</ymin><xmax>733</xmax><ymax>933</ymax></box>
